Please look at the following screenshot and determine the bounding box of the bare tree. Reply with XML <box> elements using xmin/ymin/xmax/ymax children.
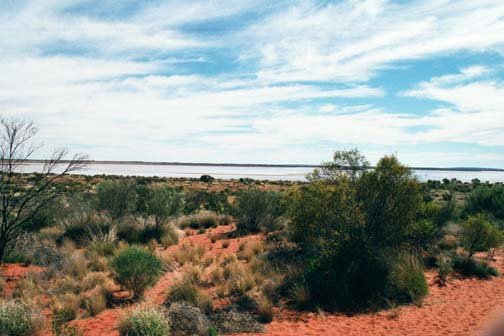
<box><xmin>0</xmin><ymin>117</ymin><xmax>87</xmax><ymax>263</ymax></box>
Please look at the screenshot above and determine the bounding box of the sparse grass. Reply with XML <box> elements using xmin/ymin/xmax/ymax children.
<box><xmin>238</xmin><ymin>240</ymin><xmax>264</xmax><ymax>261</ymax></box>
<box><xmin>173</xmin><ymin>243</ymin><xmax>206</xmax><ymax>266</ymax></box>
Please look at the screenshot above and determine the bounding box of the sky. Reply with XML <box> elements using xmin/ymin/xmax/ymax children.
<box><xmin>1</xmin><ymin>0</ymin><xmax>504</xmax><ymax>167</ymax></box>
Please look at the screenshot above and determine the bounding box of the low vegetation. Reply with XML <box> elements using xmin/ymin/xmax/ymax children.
<box><xmin>0</xmin><ymin>118</ymin><xmax>502</xmax><ymax>335</ymax></box>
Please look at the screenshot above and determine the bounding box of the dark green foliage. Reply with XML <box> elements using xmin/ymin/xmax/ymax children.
<box><xmin>464</xmin><ymin>184</ymin><xmax>504</xmax><ymax>221</ymax></box>
<box><xmin>200</xmin><ymin>175</ymin><xmax>215</xmax><ymax>183</ymax></box>
<box><xmin>357</xmin><ymin>156</ymin><xmax>423</xmax><ymax>249</ymax></box>
<box><xmin>452</xmin><ymin>256</ymin><xmax>499</xmax><ymax>279</ymax></box>
<box><xmin>95</xmin><ymin>180</ymin><xmax>137</xmax><ymax>219</ymax></box>
<box><xmin>461</xmin><ymin>214</ymin><xmax>502</xmax><ymax>257</ymax></box>
<box><xmin>234</xmin><ymin>189</ymin><xmax>284</xmax><ymax>233</ymax></box>
<box><xmin>110</xmin><ymin>246</ymin><xmax>163</xmax><ymax>298</ymax></box>
<box><xmin>289</xmin><ymin>154</ymin><xmax>428</xmax><ymax>311</ymax></box>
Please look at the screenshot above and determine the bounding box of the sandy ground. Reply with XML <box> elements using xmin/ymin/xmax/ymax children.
<box><xmin>3</xmin><ymin>227</ymin><xmax>504</xmax><ymax>336</ymax></box>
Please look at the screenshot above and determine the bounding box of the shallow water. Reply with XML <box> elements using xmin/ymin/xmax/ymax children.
<box><xmin>17</xmin><ymin>163</ymin><xmax>504</xmax><ymax>182</ymax></box>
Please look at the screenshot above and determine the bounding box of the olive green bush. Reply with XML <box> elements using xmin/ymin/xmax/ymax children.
<box><xmin>110</xmin><ymin>246</ymin><xmax>163</xmax><ymax>298</ymax></box>
<box><xmin>119</xmin><ymin>307</ymin><xmax>169</xmax><ymax>336</ymax></box>
<box><xmin>0</xmin><ymin>301</ymin><xmax>44</xmax><ymax>336</ymax></box>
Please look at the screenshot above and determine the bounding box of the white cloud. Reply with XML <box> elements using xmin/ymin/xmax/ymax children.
<box><xmin>241</xmin><ymin>0</ymin><xmax>504</xmax><ymax>83</ymax></box>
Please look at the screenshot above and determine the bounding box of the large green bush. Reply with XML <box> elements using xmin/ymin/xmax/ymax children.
<box><xmin>119</xmin><ymin>307</ymin><xmax>169</xmax><ymax>336</ymax></box>
<box><xmin>289</xmin><ymin>154</ymin><xmax>429</xmax><ymax>311</ymax></box>
<box><xmin>234</xmin><ymin>189</ymin><xmax>284</xmax><ymax>233</ymax></box>
<box><xmin>0</xmin><ymin>301</ymin><xmax>44</xmax><ymax>336</ymax></box>
<box><xmin>110</xmin><ymin>246</ymin><xmax>163</xmax><ymax>298</ymax></box>
<box><xmin>464</xmin><ymin>184</ymin><xmax>504</xmax><ymax>221</ymax></box>
<box><xmin>461</xmin><ymin>214</ymin><xmax>502</xmax><ymax>257</ymax></box>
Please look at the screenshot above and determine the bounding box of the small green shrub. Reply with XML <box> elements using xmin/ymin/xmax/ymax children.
<box><xmin>453</xmin><ymin>256</ymin><xmax>499</xmax><ymax>279</ymax></box>
<box><xmin>0</xmin><ymin>301</ymin><xmax>44</xmax><ymax>336</ymax></box>
<box><xmin>110</xmin><ymin>246</ymin><xmax>164</xmax><ymax>298</ymax></box>
<box><xmin>461</xmin><ymin>214</ymin><xmax>502</xmax><ymax>257</ymax></box>
<box><xmin>119</xmin><ymin>307</ymin><xmax>169</xmax><ymax>336</ymax></box>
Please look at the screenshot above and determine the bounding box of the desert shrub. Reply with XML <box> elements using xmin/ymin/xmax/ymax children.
<box><xmin>95</xmin><ymin>180</ymin><xmax>137</xmax><ymax>220</ymax></box>
<box><xmin>387</xmin><ymin>253</ymin><xmax>428</xmax><ymax>305</ymax></box>
<box><xmin>200</xmin><ymin>175</ymin><xmax>214</xmax><ymax>183</ymax></box>
<box><xmin>38</xmin><ymin>226</ymin><xmax>65</xmax><ymax>242</ymax></box>
<box><xmin>289</xmin><ymin>155</ymin><xmax>427</xmax><ymax>311</ymax></box>
<box><xmin>435</xmin><ymin>254</ymin><xmax>453</xmax><ymax>286</ymax></box>
<box><xmin>464</xmin><ymin>184</ymin><xmax>504</xmax><ymax>221</ymax></box>
<box><xmin>119</xmin><ymin>306</ymin><xmax>169</xmax><ymax>336</ymax></box>
<box><xmin>165</xmin><ymin>279</ymin><xmax>201</xmax><ymax>307</ymax></box>
<box><xmin>256</xmin><ymin>296</ymin><xmax>274</xmax><ymax>323</ymax></box>
<box><xmin>461</xmin><ymin>214</ymin><xmax>502</xmax><ymax>257</ymax></box>
<box><xmin>81</xmin><ymin>272</ymin><xmax>108</xmax><ymax>291</ymax></box>
<box><xmin>63</xmin><ymin>251</ymin><xmax>89</xmax><ymax>279</ymax></box>
<box><xmin>54</xmin><ymin>293</ymin><xmax>81</xmax><ymax>321</ymax></box>
<box><xmin>110</xmin><ymin>246</ymin><xmax>163</xmax><ymax>298</ymax></box>
<box><xmin>143</xmin><ymin>186</ymin><xmax>185</xmax><ymax>229</ymax></box>
<box><xmin>160</xmin><ymin>224</ymin><xmax>179</xmax><ymax>248</ymax></box>
<box><xmin>3</xmin><ymin>250</ymin><xmax>32</xmax><ymax>264</ymax></box>
<box><xmin>116</xmin><ymin>219</ymin><xmax>144</xmax><ymax>244</ymax></box>
<box><xmin>82</xmin><ymin>288</ymin><xmax>107</xmax><ymax>316</ymax></box>
<box><xmin>0</xmin><ymin>301</ymin><xmax>44</xmax><ymax>336</ymax></box>
<box><xmin>233</xmin><ymin>189</ymin><xmax>284</xmax><ymax>233</ymax></box>
<box><xmin>173</xmin><ymin>243</ymin><xmax>205</xmax><ymax>266</ymax></box>
<box><xmin>178</xmin><ymin>211</ymin><xmax>219</xmax><ymax>230</ymax></box>
<box><xmin>452</xmin><ymin>256</ymin><xmax>499</xmax><ymax>279</ymax></box>
<box><xmin>288</xmin><ymin>283</ymin><xmax>312</xmax><ymax>310</ymax></box>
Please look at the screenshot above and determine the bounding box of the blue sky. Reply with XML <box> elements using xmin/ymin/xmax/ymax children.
<box><xmin>1</xmin><ymin>0</ymin><xmax>504</xmax><ymax>167</ymax></box>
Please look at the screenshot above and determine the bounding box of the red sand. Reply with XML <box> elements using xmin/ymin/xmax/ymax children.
<box><xmin>7</xmin><ymin>227</ymin><xmax>504</xmax><ymax>336</ymax></box>
<box><xmin>0</xmin><ymin>263</ymin><xmax>43</xmax><ymax>296</ymax></box>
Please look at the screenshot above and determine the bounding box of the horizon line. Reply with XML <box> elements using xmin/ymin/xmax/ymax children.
<box><xmin>23</xmin><ymin>159</ymin><xmax>504</xmax><ymax>172</ymax></box>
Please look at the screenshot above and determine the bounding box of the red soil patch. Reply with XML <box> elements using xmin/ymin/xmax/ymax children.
<box><xmin>233</xmin><ymin>253</ymin><xmax>504</xmax><ymax>336</ymax></box>
<box><xmin>0</xmin><ymin>263</ymin><xmax>43</xmax><ymax>296</ymax></box>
